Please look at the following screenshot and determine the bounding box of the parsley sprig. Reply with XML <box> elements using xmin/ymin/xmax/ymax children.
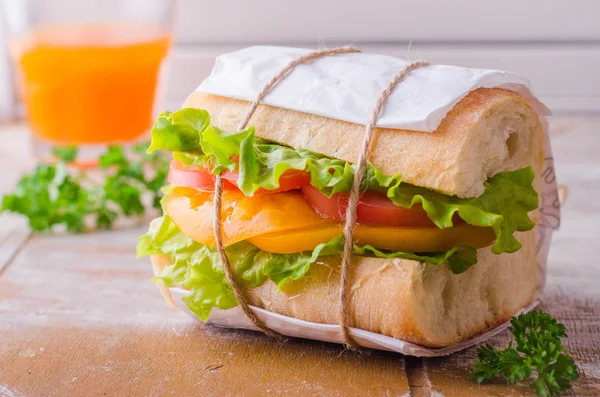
<box><xmin>1</xmin><ymin>143</ymin><xmax>168</xmax><ymax>232</ymax></box>
<box><xmin>473</xmin><ymin>310</ymin><xmax>579</xmax><ymax>396</ymax></box>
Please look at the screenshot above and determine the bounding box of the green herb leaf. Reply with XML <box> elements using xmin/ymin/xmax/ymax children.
<box><xmin>473</xmin><ymin>310</ymin><xmax>579</xmax><ymax>396</ymax></box>
<box><xmin>52</xmin><ymin>146</ymin><xmax>78</xmax><ymax>162</ymax></box>
<box><xmin>1</xmin><ymin>143</ymin><xmax>169</xmax><ymax>233</ymax></box>
<box><xmin>99</xmin><ymin>146</ymin><xmax>128</xmax><ymax>168</ymax></box>
<box><xmin>1</xmin><ymin>163</ymin><xmax>89</xmax><ymax>232</ymax></box>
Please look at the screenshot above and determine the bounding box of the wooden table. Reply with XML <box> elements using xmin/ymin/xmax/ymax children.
<box><xmin>1</xmin><ymin>118</ymin><xmax>599</xmax><ymax>397</ymax></box>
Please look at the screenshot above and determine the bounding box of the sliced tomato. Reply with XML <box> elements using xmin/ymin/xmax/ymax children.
<box><xmin>226</xmin><ymin>169</ymin><xmax>311</xmax><ymax>195</ymax></box>
<box><xmin>165</xmin><ymin>186</ymin><xmax>495</xmax><ymax>254</ymax></box>
<box><xmin>169</xmin><ymin>160</ymin><xmax>210</xmax><ymax>189</ymax></box>
<box><xmin>301</xmin><ymin>185</ymin><xmax>446</xmax><ymax>227</ymax></box>
<box><xmin>168</xmin><ymin>159</ymin><xmax>310</xmax><ymax>194</ymax></box>
<box><xmin>164</xmin><ymin>187</ymin><xmax>338</xmax><ymax>247</ymax></box>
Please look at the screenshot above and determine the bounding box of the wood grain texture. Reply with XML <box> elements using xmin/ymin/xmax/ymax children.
<box><xmin>417</xmin><ymin>290</ymin><xmax>600</xmax><ymax>397</ymax></box>
<box><xmin>0</xmin><ymin>126</ymin><xmax>33</xmax><ymax>274</ymax></box>
<box><xmin>0</xmin><ymin>227</ymin><xmax>409</xmax><ymax>397</ymax></box>
<box><xmin>0</xmin><ymin>327</ymin><xmax>410</xmax><ymax>397</ymax></box>
<box><xmin>0</xmin><ymin>214</ymin><xmax>30</xmax><ymax>274</ymax></box>
<box><xmin>1</xmin><ymin>117</ymin><xmax>599</xmax><ymax>396</ymax></box>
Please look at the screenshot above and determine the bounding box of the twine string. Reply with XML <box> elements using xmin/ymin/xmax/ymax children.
<box><xmin>213</xmin><ymin>45</ymin><xmax>429</xmax><ymax>349</ymax></box>
<box><xmin>212</xmin><ymin>45</ymin><xmax>361</xmax><ymax>341</ymax></box>
<box><xmin>339</xmin><ymin>60</ymin><xmax>431</xmax><ymax>350</ymax></box>
<box><xmin>212</xmin><ymin>176</ymin><xmax>281</xmax><ymax>338</ymax></box>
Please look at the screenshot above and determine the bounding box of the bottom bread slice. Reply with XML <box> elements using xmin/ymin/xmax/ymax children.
<box><xmin>151</xmin><ymin>230</ymin><xmax>536</xmax><ymax>348</ymax></box>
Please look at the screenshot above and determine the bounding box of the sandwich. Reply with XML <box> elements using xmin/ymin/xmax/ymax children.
<box><xmin>137</xmin><ymin>47</ymin><xmax>547</xmax><ymax>349</ymax></box>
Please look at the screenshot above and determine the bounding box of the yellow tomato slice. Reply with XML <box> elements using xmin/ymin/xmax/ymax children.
<box><xmin>165</xmin><ymin>187</ymin><xmax>338</xmax><ymax>247</ymax></box>
<box><xmin>248</xmin><ymin>224</ymin><xmax>496</xmax><ymax>254</ymax></box>
<box><xmin>165</xmin><ymin>186</ymin><xmax>496</xmax><ymax>254</ymax></box>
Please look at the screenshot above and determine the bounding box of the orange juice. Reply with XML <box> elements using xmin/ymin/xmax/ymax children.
<box><xmin>12</xmin><ymin>25</ymin><xmax>171</xmax><ymax>144</ymax></box>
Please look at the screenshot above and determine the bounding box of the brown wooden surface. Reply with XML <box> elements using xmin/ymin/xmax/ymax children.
<box><xmin>1</xmin><ymin>118</ymin><xmax>599</xmax><ymax>396</ymax></box>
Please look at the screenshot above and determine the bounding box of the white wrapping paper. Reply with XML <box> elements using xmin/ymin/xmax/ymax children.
<box><xmin>169</xmin><ymin>46</ymin><xmax>560</xmax><ymax>357</ymax></box>
<box><xmin>171</xmin><ymin>288</ymin><xmax>541</xmax><ymax>357</ymax></box>
<box><xmin>197</xmin><ymin>46</ymin><xmax>551</xmax><ymax>131</ymax></box>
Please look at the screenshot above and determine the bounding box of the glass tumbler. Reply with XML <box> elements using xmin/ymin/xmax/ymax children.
<box><xmin>1</xmin><ymin>0</ymin><xmax>176</xmax><ymax>161</ymax></box>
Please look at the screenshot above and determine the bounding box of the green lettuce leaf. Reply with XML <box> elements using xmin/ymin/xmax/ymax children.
<box><xmin>307</xmin><ymin>236</ymin><xmax>477</xmax><ymax>274</ymax></box>
<box><xmin>137</xmin><ymin>217</ymin><xmax>478</xmax><ymax>320</ymax></box>
<box><xmin>201</xmin><ymin>125</ymin><xmax>256</xmax><ymax>173</ymax></box>
<box><xmin>148</xmin><ymin>109</ymin><xmax>209</xmax><ymax>154</ymax></box>
<box><xmin>147</xmin><ymin>108</ymin><xmax>538</xmax><ymax>256</ymax></box>
<box><xmin>137</xmin><ymin>216</ymin><xmax>344</xmax><ymax>320</ymax></box>
<box><xmin>136</xmin><ymin>215</ymin><xmax>196</xmax><ymax>259</ymax></box>
<box><xmin>385</xmin><ymin>167</ymin><xmax>538</xmax><ymax>254</ymax></box>
<box><xmin>173</xmin><ymin>152</ymin><xmax>207</xmax><ymax>167</ymax></box>
<box><xmin>148</xmin><ymin>108</ymin><xmax>399</xmax><ymax>196</ymax></box>
<box><xmin>354</xmin><ymin>243</ymin><xmax>478</xmax><ymax>274</ymax></box>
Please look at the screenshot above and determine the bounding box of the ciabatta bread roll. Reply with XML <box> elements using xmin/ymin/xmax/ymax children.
<box><xmin>140</xmin><ymin>46</ymin><xmax>555</xmax><ymax>354</ymax></box>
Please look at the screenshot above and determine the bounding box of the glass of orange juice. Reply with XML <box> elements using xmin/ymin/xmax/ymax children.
<box><xmin>1</xmin><ymin>0</ymin><xmax>175</xmax><ymax>161</ymax></box>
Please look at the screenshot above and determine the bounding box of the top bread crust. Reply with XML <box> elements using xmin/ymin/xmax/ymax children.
<box><xmin>183</xmin><ymin>88</ymin><xmax>543</xmax><ymax>198</ymax></box>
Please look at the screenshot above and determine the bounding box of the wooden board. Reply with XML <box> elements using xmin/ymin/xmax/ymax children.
<box><xmin>1</xmin><ymin>117</ymin><xmax>600</xmax><ymax>396</ymax></box>
<box><xmin>0</xmin><ymin>229</ymin><xmax>409</xmax><ymax>397</ymax></box>
<box><xmin>416</xmin><ymin>290</ymin><xmax>600</xmax><ymax>397</ymax></box>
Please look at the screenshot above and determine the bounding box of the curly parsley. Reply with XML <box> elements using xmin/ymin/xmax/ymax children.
<box><xmin>473</xmin><ymin>310</ymin><xmax>579</xmax><ymax>396</ymax></box>
<box><xmin>1</xmin><ymin>143</ymin><xmax>168</xmax><ymax>232</ymax></box>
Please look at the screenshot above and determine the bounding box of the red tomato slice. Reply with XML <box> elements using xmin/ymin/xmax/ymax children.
<box><xmin>168</xmin><ymin>160</ymin><xmax>310</xmax><ymax>194</ymax></box>
<box><xmin>301</xmin><ymin>185</ymin><xmax>453</xmax><ymax>228</ymax></box>
<box><xmin>168</xmin><ymin>160</ymin><xmax>213</xmax><ymax>189</ymax></box>
<box><xmin>224</xmin><ymin>169</ymin><xmax>311</xmax><ymax>195</ymax></box>
<box><xmin>168</xmin><ymin>160</ymin><xmax>237</xmax><ymax>190</ymax></box>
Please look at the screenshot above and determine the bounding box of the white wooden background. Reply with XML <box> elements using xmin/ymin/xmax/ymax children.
<box><xmin>1</xmin><ymin>0</ymin><xmax>600</xmax><ymax>116</ymax></box>
<box><xmin>163</xmin><ymin>0</ymin><xmax>600</xmax><ymax>112</ymax></box>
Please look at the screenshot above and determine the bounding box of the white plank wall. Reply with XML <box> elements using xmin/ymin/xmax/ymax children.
<box><xmin>2</xmin><ymin>1</ymin><xmax>600</xmax><ymax>117</ymax></box>
<box><xmin>174</xmin><ymin>0</ymin><xmax>600</xmax><ymax>43</ymax></box>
